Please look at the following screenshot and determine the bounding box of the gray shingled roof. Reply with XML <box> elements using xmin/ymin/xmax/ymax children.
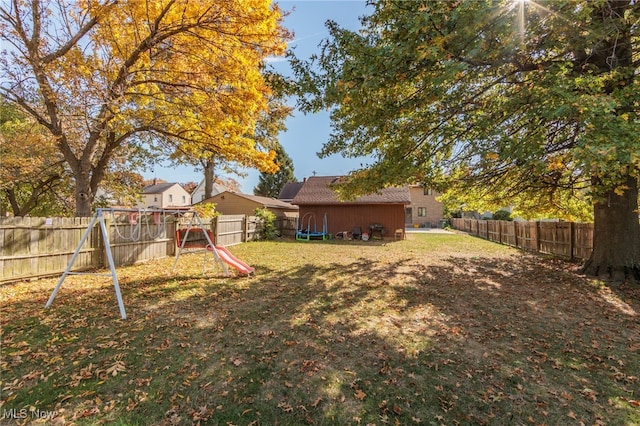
<box><xmin>292</xmin><ymin>176</ymin><xmax>411</xmax><ymax>205</ymax></box>
<box><xmin>278</xmin><ymin>181</ymin><xmax>305</xmax><ymax>200</ymax></box>
<box><xmin>142</xmin><ymin>183</ymin><xmax>178</xmax><ymax>194</ymax></box>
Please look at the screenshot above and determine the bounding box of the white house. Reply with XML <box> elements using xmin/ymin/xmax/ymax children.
<box><xmin>137</xmin><ymin>182</ymin><xmax>191</xmax><ymax>209</ymax></box>
<box><xmin>190</xmin><ymin>179</ymin><xmax>230</xmax><ymax>204</ymax></box>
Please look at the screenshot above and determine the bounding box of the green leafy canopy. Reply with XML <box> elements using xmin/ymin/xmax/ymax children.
<box><xmin>290</xmin><ymin>0</ymin><xmax>640</xmax><ymax>221</ymax></box>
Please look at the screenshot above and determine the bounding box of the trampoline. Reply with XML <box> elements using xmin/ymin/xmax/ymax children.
<box><xmin>296</xmin><ymin>212</ymin><xmax>328</xmax><ymax>241</ymax></box>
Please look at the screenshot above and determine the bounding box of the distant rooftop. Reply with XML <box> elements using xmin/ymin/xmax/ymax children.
<box><xmin>292</xmin><ymin>176</ymin><xmax>411</xmax><ymax>205</ymax></box>
<box><xmin>278</xmin><ymin>181</ymin><xmax>305</xmax><ymax>201</ymax></box>
<box><xmin>142</xmin><ymin>183</ymin><xmax>178</xmax><ymax>194</ymax></box>
<box><xmin>201</xmin><ymin>191</ymin><xmax>298</xmax><ymax>210</ymax></box>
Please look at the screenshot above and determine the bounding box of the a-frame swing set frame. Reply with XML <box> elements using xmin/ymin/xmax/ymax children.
<box><xmin>45</xmin><ymin>208</ymin><xmax>228</xmax><ymax>320</ymax></box>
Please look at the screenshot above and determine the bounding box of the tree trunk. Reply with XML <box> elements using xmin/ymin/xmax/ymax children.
<box><xmin>204</xmin><ymin>159</ymin><xmax>215</xmax><ymax>199</ymax></box>
<box><xmin>582</xmin><ymin>175</ymin><xmax>640</xmax><ymax>281</ymax></box>
<box><xmin>73</xmin><ymin>145</ymin><xmax>110</xmax><ymax>217</ymax></box>
<box><xmin>5</xmin><ymin>189</ymin><xmax>23</xmax><ymax>217</ymax></box>
<box><xmin>74</xmin><ymin>173</ymin><xmax>94</xmax><ymax>217</ymax></box>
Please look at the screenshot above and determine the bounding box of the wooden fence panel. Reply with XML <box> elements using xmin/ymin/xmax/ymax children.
<box><xmin>573</xmin><ymin>223</ymin><xmax>594</xmax><ymax>260</ymax></box>
<box><xmin>500</xmin><ymin>221</ymin><xmax>516</xmax><ymax>246</ymax></box>
<box><xmin>246</xmin><ymin>216</ymin><xmax>261</xmax><ymax>241</ymax></box>
<box><xmin>470</xmin><ymin>219</ymin><xmax>479</xmax><ymax>236</ymax></box>
<box><xmin>451</xmin><ymin>219</ymin><xmax>596</xmax><ymax>260</ymax></box>
<box><xmin>107</xmin><ymin>214</ymin><xmax>176</xmax><ymax>266</ymax></box>
<box><xmin>478</xmin><ymin>220</ymin><xmax>488</xmax><ymax>239</ymax></box>
<box><xmin>0</xmin><ymin>217</ymin><xmax>100</xmax><ymax>283</ymax></box>
<box><xmin>215</xmin><ymin>215</ymin><xmax>245</xmax><ymax>246</ymax></box>
<box><xmin>538</xmin><ymin>222</ymin><xmax>571</xmax><ymax>258</ymax></box>
<box><xmin>515</xmin><ymin>221</ymin><xmax>537</xmax><ymax>252</ymax></box>
<box><xmin>0</xmin><ymin>215</ymin><xmax>178</xmax><ymax>283</ymax></box>
<box><xmin>487</xmin><ymin>221</ymin><xmax>501</xmax><ymax>243</ymax></box>
<box><xmin>465</xmin><ymin>219</ymin><xmax>474</xmax><ymax>233</ymax></box>
<box><xmin>1</xmin><ymin>213</ymin><xmax>275</xmax><ymax>283</ymax></box>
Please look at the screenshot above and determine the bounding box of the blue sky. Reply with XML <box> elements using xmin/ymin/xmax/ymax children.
<box><xmin>144</xmin><ymin>0</ymin><xmax>373</xmax><ymax>192</ymax></box>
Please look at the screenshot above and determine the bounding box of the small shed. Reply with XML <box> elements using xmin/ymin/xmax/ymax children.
<box><xmin>292</xmin><ymin>176</ymin><xmax>410</xmax><ymax>240</ymax></box>
<box><xmin>199</xmin><ymin>191</ymin><xmax>298</xmax><ymax>218</ymax></box>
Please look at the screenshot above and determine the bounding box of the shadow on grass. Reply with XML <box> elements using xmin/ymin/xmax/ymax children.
<box><xmin>1</xmin><ymin>242</ymin><xmax>639</xmax><ymax>425</ymax></box>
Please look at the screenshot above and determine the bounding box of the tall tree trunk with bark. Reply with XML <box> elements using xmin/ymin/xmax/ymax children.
<box><xmin>74</xmin><ymin>172</ymin><xmax>94</xmax><ymax>218</ymax></box>
<box><xmin>581</xmin><ymin>2</ymin><xmax>640</xmax><ymax>280</ymax></box>
<box><xmin>583</xmin><ymin>175</ymin><xmax>640</xmax><ymax>281</ymax></box>
<box><xmin>204</xmin><ymin>159</ymin><xmax>215</xmax><ymax>200</ymax></box>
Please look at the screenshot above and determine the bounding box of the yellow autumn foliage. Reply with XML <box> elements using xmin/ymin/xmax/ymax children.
<box><xmin>1</xmin><ymin>0</ymin><xmax>289</xmax><ymax>214</ymax></box>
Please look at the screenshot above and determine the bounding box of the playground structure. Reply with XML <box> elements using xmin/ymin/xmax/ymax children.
<box><xmin>45</xmin><ymin>208</ymin><xmax>253</xmax><ymax>320</ymax></box>
<box><xmin>296</xmin><ymin>212</ymin><xmax>328</xmax><ymax>241</ymax></box>
<box><xmin>174</xmin><ymin>227</ymin><xmax>254</xmax><ymax>276</ymax></box>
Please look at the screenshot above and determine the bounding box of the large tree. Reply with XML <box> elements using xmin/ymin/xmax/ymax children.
<box><xmin>1</xmin><ymin>98</ymin><xmax>151</xmax><ymax>215</ymax></box>
<box><xmin>171</xmin><ymin>69</ymin><xmax>293</xmax><ymax>200</ymax></box>
<box><xmin>0</xmin><ymin>0</ymin><xmax>289</xmax><ymax>216</ymax></box>
<box><xmin>0</xmin><ymin>99</ymin><xmax>71</xmax><ymax>216</ymax></box>
<box><xmin>291</xmin><ymin>0</ymin><xmax>640</xmax><ymax>280</ymax></box>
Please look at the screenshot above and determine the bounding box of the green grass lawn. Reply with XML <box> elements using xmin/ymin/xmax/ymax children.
<box><xmin>1</xmin><ymin>233</ymin><xmax>639</xmax><ymax>425</ymax></box>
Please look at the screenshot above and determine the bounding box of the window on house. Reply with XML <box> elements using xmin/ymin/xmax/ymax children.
<box><xmin>182</xmin><ymin>195</ymin><xmax>186</xmax><ymax>203</ymax></box>
<box><xmin>169</xmin><ymin>194</ymin><xmax>173</xmax><ymax>202</ymax></box>
<box><xmin>154</xmin><ymin>196</ymin><xmax>158</xmax><ymax>202</ymax></box>
<box><xmin>423</xmin><ymin>188</ymin><xmax>433</xmax><ymax>196</ymax></box>
<box><xmin>418</xmin><ymin>207</ymin><xmax>426</xmax><ymax>217</ymax></box>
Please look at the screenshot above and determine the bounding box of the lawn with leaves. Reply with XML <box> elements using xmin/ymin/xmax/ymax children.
<box><xmin>1</xmin><ymin>233</ymin><xmax>639</xmax><ymax>425</ymax></box>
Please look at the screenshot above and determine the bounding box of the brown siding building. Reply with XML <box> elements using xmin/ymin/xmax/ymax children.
<box><xmin>200</xmin><ymin>191</ymin><xmax>298</xmax><ymax>218</ymax></box>
<box><xmin>292</xmin><ymin>176</ymin><xmax>410</xmax><ymax>240</ymax></box>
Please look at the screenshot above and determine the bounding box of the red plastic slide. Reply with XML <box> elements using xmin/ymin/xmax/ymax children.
<box><xmin>215</xmin><ymin>246</ymin><xmax>255</xmax><ymax>275</ymax></box>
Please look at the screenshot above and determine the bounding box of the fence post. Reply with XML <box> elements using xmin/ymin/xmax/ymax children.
<box><xmin>244</xmin><ymin>215</ymin><xmax>248</xmax><ymax>242</ymax></box>
<box><xmin>214</xmin><ymin>216</ymin><xmax>220</xmax><ymax>244</ymax></box>
<box><xmin>535</xmin><ymin>221</ymin><xmax>541</xmax><ymax>253</ymax></box>
<box><xmin>570</xmin><ymin>222</ymin><xmax>575</xmax><ymax>261</ymax></box>
<box><xmin>514</xmin><ymin>221</ymin><xmax>519</xmax><ymax>248</ymax></box>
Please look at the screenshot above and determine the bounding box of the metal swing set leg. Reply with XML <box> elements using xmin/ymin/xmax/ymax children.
<box><xmin>45</xmin><ymin>209</ymin><xmax>127</xmax><ymax>319</ymax></box>
<box><xmin>46</xmin><ymin>208</ymin><xmax>227</xmax><ymax>320</ymax></box>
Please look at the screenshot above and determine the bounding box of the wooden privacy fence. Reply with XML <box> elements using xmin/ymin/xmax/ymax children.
<box><xmin>0</xmin><ymin>214</ymin><xmax>282</xmax><ymax>283</ymax></box>
<box><xmin>450</xmin><ymin>218</ymin><xmax>594</xmax><ymax>260</ymax></box>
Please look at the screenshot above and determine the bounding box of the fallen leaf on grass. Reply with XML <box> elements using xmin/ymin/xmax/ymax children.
<box><xmin>579</xmin><ymin>387</ymin><xmax>598</xmax><ymax>402</ymax></box>
<box><xmin>626</xmin><ymin>399</ymin><xmax>640</xmax><ymax>407</ymax></box>
<box><xmin>277</xmin><ymin>401</ymin><xmax>293</xmax><ymax>412</ymax></box>
<box><xmin>354</xmin><ymin>389</ymin><xmax>366</xmax><ymax>400</ymax></box>
<box><xmin>106</xmin><ymin>360</ymin><xmax>126</xmax><ymax>376</ymax></box>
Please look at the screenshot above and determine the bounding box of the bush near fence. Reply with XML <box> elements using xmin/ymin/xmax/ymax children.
<box><xmin>0</xmin><ymin>215</ymin><xmax>298</xmax><ymax>283</ymax></box>
<box><xmin>450</xmin><ymin>218</ymin><xmax>594</xmax><ymax>260</ymax></box>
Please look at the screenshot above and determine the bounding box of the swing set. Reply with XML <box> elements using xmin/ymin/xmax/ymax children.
<box><xmin>45</xmin><ymin>208</ymin><xmax>231</xmax><ymax>319</ymax></box>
